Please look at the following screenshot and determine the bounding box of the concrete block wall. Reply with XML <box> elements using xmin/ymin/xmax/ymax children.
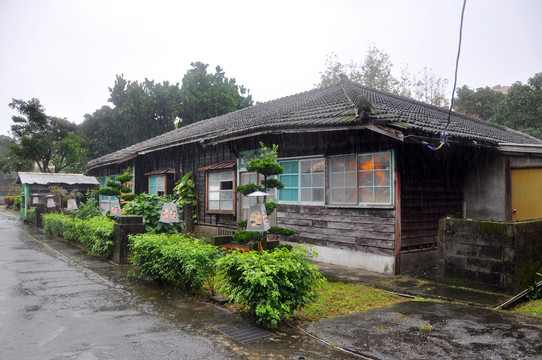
<box><xmin>437</xmin><ymin>218</ymin><xmax>542</xmax><ymax>294</ymax></box>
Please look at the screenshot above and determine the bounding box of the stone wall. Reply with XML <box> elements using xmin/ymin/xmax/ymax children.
<box><xmin>437</xmin><ymin>218</ymin><xmax>542</xmax><ymax>294</ymax></box>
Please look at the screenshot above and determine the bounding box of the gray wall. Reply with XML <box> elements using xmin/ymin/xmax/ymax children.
<box><xmin>463</xmin><ymin>155</ymin><xmax>507</xmax><ymax>221</ymax></box>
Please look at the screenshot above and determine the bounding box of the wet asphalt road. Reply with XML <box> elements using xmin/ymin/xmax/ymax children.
<box><xmin>0</xmin><ymin>209</ymin><xmax>353</xmax><ymax>360</ymax></box>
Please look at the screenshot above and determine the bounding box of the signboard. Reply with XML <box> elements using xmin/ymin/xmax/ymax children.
<box><xmin>46</xmin><ymin>198</ymin><xmax>56</xmax><ymax>208</ymax></box>
<box><xmin>67</xmin><ymin>199</ymin><xmax>78</xmax><ymax>211</ymax></box>
<box><xmin>246</xmin><ymin>203</ymin><xmax>270</xmax><ymax>232</ymax></box>
<box><xmin>110</xmin><ymin>200</ymin><xmax>122</xmax><ymax>217</ymax></box>
<box><xmin>32</xmin><ymin>197</ymin><xmax>39</xmax><ymax>205</ymax></box>
<box><xmin>159</xmin><ymin>202</ymin><xmax>180</xmax><ymax>223</ymax></box>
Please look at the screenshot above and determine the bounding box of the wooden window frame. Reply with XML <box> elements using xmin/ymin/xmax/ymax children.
<box><xmin>148</xmin><ymin>175</ymin><xmax>166</xmax><ymax>196</ymax></box>
<box><xmin>205</xmin><ymin>170</ymin><xmax>236</xmax><ymax>215</ymax></box>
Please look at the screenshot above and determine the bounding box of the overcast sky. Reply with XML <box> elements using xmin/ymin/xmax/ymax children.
<box><xmin>1</xmin><ymin>0</ymin><xmax>541</xmax><ymax>137</ymax></box>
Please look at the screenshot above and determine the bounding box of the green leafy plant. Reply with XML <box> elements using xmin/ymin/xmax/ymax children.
<box><xmin>233</xmin><ymin>230</ymin><xmax>263</xmax><ymax>244</ymax></box>
<box><xmin>268</xmin><ymin>226</ymin><xmax>296</xmax><ymax>236</ymax></box>
<box><xmin>25</xmin><ymin>208</ymin><xmax>36</xmax><ymax>223</ymax></box>
<box><xmin>76</xmin><ymin>190</ymin><xmax>102</xmax><ymax>220</ymax></box>
<box><xmin>122</xmin><ymin>193</ymin><xmax>184</xmax><ymax>233</ymax></box>
<box><xmin>42</xmin><ymin>213</ymin><xmax>115</xmax><ymax>258</ymax></box>
<box><xmin>130</xmin><ymin>233</ymin><xmax>222</xmax><ymax>291</ymax></box>
<box><xmin>527</xmin><ymin>272</ymin><xmax>542</xmax><ymax>301</ymax></box>
<box><xmin>173</xmin><ymin>171</ymin><xmax>199</xmax><ymax>231</ymax></box>
<box><xmin>4</xmin><ymin>196</ymin><xmax>15</xmax><ymax>208</ymax></box>
<box><xmin>217</xmin><ymin>245</ymin><xmax>325</xmax><ymax>328</ymax></box>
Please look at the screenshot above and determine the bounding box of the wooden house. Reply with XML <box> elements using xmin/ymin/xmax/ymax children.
<box><xmin>16</xmin><ymin>172</ymin><xmax>99</xmax><ymax>218</ymax></box>
<box><xmin>86</xmin><ymin>76</ymin><xmax>542</xmax><ymax>274</ymax></box>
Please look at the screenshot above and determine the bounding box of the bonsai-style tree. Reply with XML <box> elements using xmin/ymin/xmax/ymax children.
<box><xmin>236</xmin><ymin>142</ymin><xmax>284</xmax><ymax>216</ymax></box>
<box><xmin>173</xmin><ymin>171</ymin><xmax>199</xmax><ymax>234</ymax></box>
<box><xmin>235</xmin><ymin>143</ymin><xmax>295</xmax><ymax>248</ymax></box>
<box><xmin>96</xmin><ymin>171</ymin><xmax>135</xmax><ymax>206</ymax></box>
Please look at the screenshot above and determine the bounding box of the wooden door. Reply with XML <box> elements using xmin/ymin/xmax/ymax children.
<box><xmin>511</xmin><ymin>168</ymin><xmax>542</xmax><ymax>220</ymax></box>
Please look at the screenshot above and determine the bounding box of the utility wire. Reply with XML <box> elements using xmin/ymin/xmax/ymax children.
<box><xmin>428</xmin><ymin>0</ymin><xmax>467</xmax><ymax>150</ymax></box>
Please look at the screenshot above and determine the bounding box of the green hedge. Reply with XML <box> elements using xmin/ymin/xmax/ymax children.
<box><xmin>130</xmin><ymin>233</ymin><xmax>222</xmax><ymax>291</ymax></box>
<box><xmin>217</xmin><ymin>246</ymin><xmax>325</xmax><ymax>329</ymax></box>
<box><xmin>42</xmin><ymin>214</ymin><xmax>115</xmax><ymax>258</ymax></box>
<box><xmin>25</xmin><ymin>208</ymin><xmax>36</xmax><ymax>223</ymax></box>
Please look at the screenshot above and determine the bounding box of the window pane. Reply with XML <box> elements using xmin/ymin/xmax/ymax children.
<box><xmin>345</xmin><ymin>187</ymin><xmax>357</xmax><ymax>203</ymax></box>
<box><xmin>150</xmin><ymin>177</ymin><xmax>157</xmax><ymax>186</ymax></box>
<box><xmin>330</xmin><ymin>157</ymin><xmax>345</xmax><ymax>172</ymax></box>
<box><xmin>330</xmin><ymin>188</ymin><xmax>345</xmax><ymax>203</ymax></box>
<box><xmin>281</xmin><ymin>161</ymin><xmax>298</xmax><ymax>174</ymax></box>
<box><xmin>331</xmin><ymin>173</ymin><xmax>344</xmax><ymax>187</ymax></box>
<box><xmin>221</xmin><ymin>191</ymin><xmax>233</xmax><ymax>200</ymax></box>
<box><xmin>301</xmin><ymin>188</ymin><xmax>311</xmax><ymax>202</ymax></box>
<box><xmin>313</xmin><ymin>188</ymin><xmax>324</xmax><ymax>202</ymax></box>
<box><xmin>346</xmin><ymin>157</ymin><xmax>357</xmax><ymax>171</ymax></box>
<box><xmin>345</xmin><ymin>172</ymin><xmax>357</xmax><ymax>187</ymax></box>
<box><xmin>279</xmin><ymin>189</ymin><xmax>298</xmax><ymax>202</ymax></box>
<box><xmin>375</xmin><ymin>153</ymin><xmax>391</xmax><ymax>169</ymax></box>
<box><xmin>157</xmin><ymin>177</ymin><xmax>165</xmax><ymax>186</ymax></box>
<box><xmin>221</xmin><ymin>172</ymin><xmax>233</xmax><ymax>181</ymax></box>
<box><xmin>360</xmin><ymin>187</ymin><xmax>374</xmax><ymax>203</ymax></box>
<box><xmin>209</xmin><ymin>173</ymin><xmax>220</xmax><ymax>182</ymax></box>
<box><xmin>313</xmin><ymin>159</ymin><xmax>325</xmax><ymax>173</ymax></box>
<box><xmin>359</xmin><ymin>155</ymin><xmax>374</xmax><ymax>170</ymax></box>
<box><xmin>220</xmin><ymin>201</ymin><xmax>233</xmax><ymax>211</ymax></box>
<box><xmin>209</xmin><ymin>184</ymin><xmax>220</xmax><ymax>192</ymax></box>
<box><xmin>208</xmin><ymin>192</ymin><xmax>219</xmax><ymax>201</ymax></box>
<box><xmin>360</xmin><ymin>172</ymin><xmax>373</xmax><ymax>186</ymax></box>
<box><xmin>300</xmin><ymin>160</ymin><xmax>312</xmax><ymax>174</ymax></box>
<box><xmin>280</xmin><ymin>174</ymin><xmax>298</xmax><ymax>187</ymax></box>
<box><xmin>300</xmin><ymin>174</ymin><xmax>311</xmax><ymax>187</ymax></box>
<box><xmin>375</xmin><ymin>187</ymin><xmax>391</xmax><ymax>203</ymax></box>
<box><xmin>208</xmin><ymin>201</ymin><xmax>220</xmax><ymax>210</ymax></box>
<box><xmin>313</xmin><ymin>173</ymin><xmax>324</xmax><ymax>187</ymax></box>
<box><xmin>374</xmin><ymin>170</ymin><xmax>390</xmax><ymax>186</ymax></box>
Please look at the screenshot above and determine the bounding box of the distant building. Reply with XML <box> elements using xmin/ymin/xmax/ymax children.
<box><xmin>492</xmin><ymin>85</ymin><xmax>511</xmax><ymax>95</ymax></box>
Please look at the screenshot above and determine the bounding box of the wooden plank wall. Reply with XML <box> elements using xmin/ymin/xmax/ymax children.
<box><xmin>277</xmin><ymin>204</ymin><xmax>396</xmax><ymax>256</ymax></box>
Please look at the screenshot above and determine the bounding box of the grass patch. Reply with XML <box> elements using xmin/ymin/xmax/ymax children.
<box><xmin>296</xmin><ymin>281</ymin><xmax>408</xmax><ymax>322</ymax></box>
<box><xmin>511</xmin><ymin>299</ymin><xmax>542</xmax><ymax>317</ymax></box>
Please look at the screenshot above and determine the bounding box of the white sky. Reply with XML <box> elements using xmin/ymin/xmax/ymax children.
<box><xmin>1</xmin><ymin>0</ymin><xmax>541</xmax><ymax>136</ymax></box>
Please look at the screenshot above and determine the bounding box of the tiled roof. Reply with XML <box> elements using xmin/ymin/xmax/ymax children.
<box><xmin>17</xmin><ymin>172</ymin><xmax>99</xmax><ymax>186</ymax></box>
<box><xmin>87</xmin><ymin>77</ymin><xmax>542</xmax><ymax>170</ymax></box>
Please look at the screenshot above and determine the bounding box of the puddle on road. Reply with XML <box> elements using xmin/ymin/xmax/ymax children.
<box><xmin>17</xmin><ymin>219</ymin><xmax>354</xmax><ymax>360</ymax></box>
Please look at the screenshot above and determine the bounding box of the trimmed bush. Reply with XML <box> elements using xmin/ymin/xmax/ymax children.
<box><xmin>25</xmin><ymin>208</ymin><xmax>36</xmax><ymax>223</ymax></box>
<box><xmin>123</xmin><ymin>193</ymin><xmax>184</xmax><ymax>234</ymax></box>
<box><xmin>217</xmin><ymin>246</ymin><xmax>325</xmax><ymax>328</ymax></box>
<box><xmin>233</xmin><ymin>229</ymin><xmax>263</xmax><ymax>244</ymax></box>
<box><xmin>130</xmin><ymin>233</ymin><xmax>222</xmax><ymax>291</ymax></box>
<box><xmin>42</xmin><ymin>214</ymin><xmax>115</xmax><ymax>258</ymax></box>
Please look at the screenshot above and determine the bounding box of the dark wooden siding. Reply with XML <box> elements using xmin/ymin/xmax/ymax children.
<box><xmin>277</xmin><ymin>204</ymin><xmax>396</xmax><ymax>256</ymax></box>
<box><xmin>397</xmin><ymin>145</ymin><xmax>464</xmax><ymax>252</ymax></box>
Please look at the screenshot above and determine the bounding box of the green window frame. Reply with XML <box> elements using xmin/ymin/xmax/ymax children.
<box><xmin>278</xmin><ymin>158</ymin><xmax>325</xmax><ymax>204</ymax></box>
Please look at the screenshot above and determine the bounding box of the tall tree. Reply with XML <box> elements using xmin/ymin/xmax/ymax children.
<box><xmin>178</xmin><ymin>62</ymin><xmax>253</xmax><ymax>126</ymax></box>
<box><xmin>316</xmin><ymin>46</ymin><xmax>449</xmax><ymax>107</ymax></box>
<box><xmin>491</xmin><ymin>73</ymin><xmax>542</xmax><ymax>139</ymax></box>
<box><xmin>3</xmin><ymin>98</ymin><xmax>88</xmax><ymax>173</ymax></box>
<box><xmin>454</xmin><ymin>85</ymin><xmax>505</xmax><ymax>120</ymax></box>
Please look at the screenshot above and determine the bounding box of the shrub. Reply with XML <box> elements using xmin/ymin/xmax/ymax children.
<box><xmin>130</xmin><ymin>233</ymin><xmax>222</xmax><ymax>291</ymax></box>
<box><xmin>123</xmin><ymin>193</ymin><xmax>184</xmax><ymax>234</ymax></box>
<box><xmin>527</xmin><ymin>272</ymin><xmax>542</xmax><ymax>300</ymax></box>
<box><xmin>13</xmin><ymin>195</ymin><xmax>22</xmax><ymax>210</ymax></box>
<box><xmin>76</xmin><ymin>190</ymin><xmax>102</xmax><ymax>220</ymax></box>
<box><xmin>217</xmin><ymin>246</ymin><xmax>325</xmax><ymax>328</ymax></box>
<box><xmin>25</xmin><ymin>208</ymin><xmax>36</xmax><ymax>223</ymax></box>
<box><xmin>233</xmin><ymin>229</ymin><xmax>263</xmax><ymax>244</ymax></box>
<box><xmin>268</xmin><ymin>226</ymin><xmax>296</xmax><ymax>236</ymax></box>
<box><xmin>4</xmin><ymin>196</ymin><xmax>15</xmax><ymax>207</ymax></box>
<box><xmin>42</xmin><ymin>214</ymin><xmax>115</xmax><ymax>258</ymax></box>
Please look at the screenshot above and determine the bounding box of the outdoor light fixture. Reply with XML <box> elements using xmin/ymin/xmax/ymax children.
<box><xmin>159</xmin><ymin>202</ymin><xmax>179</xmax><ymax>223</ymax></box>
<box><xmin>110</xmin><ymin>200</ymin><xmax>121</xmax><ymax>217</ymax></box>
<box><xmin>246</xmin><ymin>191</ymin><xmax>272</xmax><ymax>232</ymax></box>
<box><xmin>46</xmin><ymin>196</ymin><xmax>56</xmax><ymax>208</ymax></box>
<box><xmin>32</xmin><ymin>196</ymin><xmax>39</xmax><ymax>205</ymax></box>
<box><xmin>67</xmin><ymin>199</ymin><xmax>78</xmax><ymax>211</ymax></box>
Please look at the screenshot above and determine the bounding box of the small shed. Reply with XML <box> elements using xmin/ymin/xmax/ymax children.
<box><xmin>16</xmin><ymin>172</ymin><xmax>99</xmax><ymax>218</ymax></box>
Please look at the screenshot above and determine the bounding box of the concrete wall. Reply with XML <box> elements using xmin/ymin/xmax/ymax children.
<box><xmin>463</xmin><ymin>155</ymin><xmax>507</xmax><ymax>221</ymax></box>
<box><xmin>437</xmin><ymin>218</ymin><xmax>542</xmax><ymax>294</ymax></box>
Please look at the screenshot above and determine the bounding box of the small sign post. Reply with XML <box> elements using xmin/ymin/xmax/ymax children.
<box><xmin>245</xmin><ymin>191</ymin><xmax>273</xmax><ymax>251</ymax></box>
<box><xmin>159</xmin><ymin>202</ymin><xmax>180</xmax><ymax>224</ymax></box>
<box><xmin>67</xmin><ymin>199</ymin><xmax>78</xmax><ymax>211</ymax></box>
<box><xmin>46</xmin><ymin>197</ymin><xmax>56</xmax><ymax>208</ymax></box>
<box><xmin>110</xmin><ymin>200</ymin><xmax>121</xmax><ymax>217</ymax></box>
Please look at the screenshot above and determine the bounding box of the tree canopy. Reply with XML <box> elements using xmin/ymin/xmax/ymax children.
<box><xmin>454</xmin><ymin>85</ymin><xmax>505</xmax><ymax>120</ymax></box>
<box><xmin>317</xmin><ymin>45</ymin><xmax>449</xmax><ymax>107</ymax></box>
<box><xmin>491</xmin><ymin>73</ymin><xmax>542</xmax><ymax>139</ymax></box>
<box><xmin>2</xmin><ymin>98</ymin><xmax>88</xmax><ymax>173</ymax></box>
<box><xmin>178</xmin><ymin>62</ymin><xmax>253</xmax><ymax>126</ymax></box>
